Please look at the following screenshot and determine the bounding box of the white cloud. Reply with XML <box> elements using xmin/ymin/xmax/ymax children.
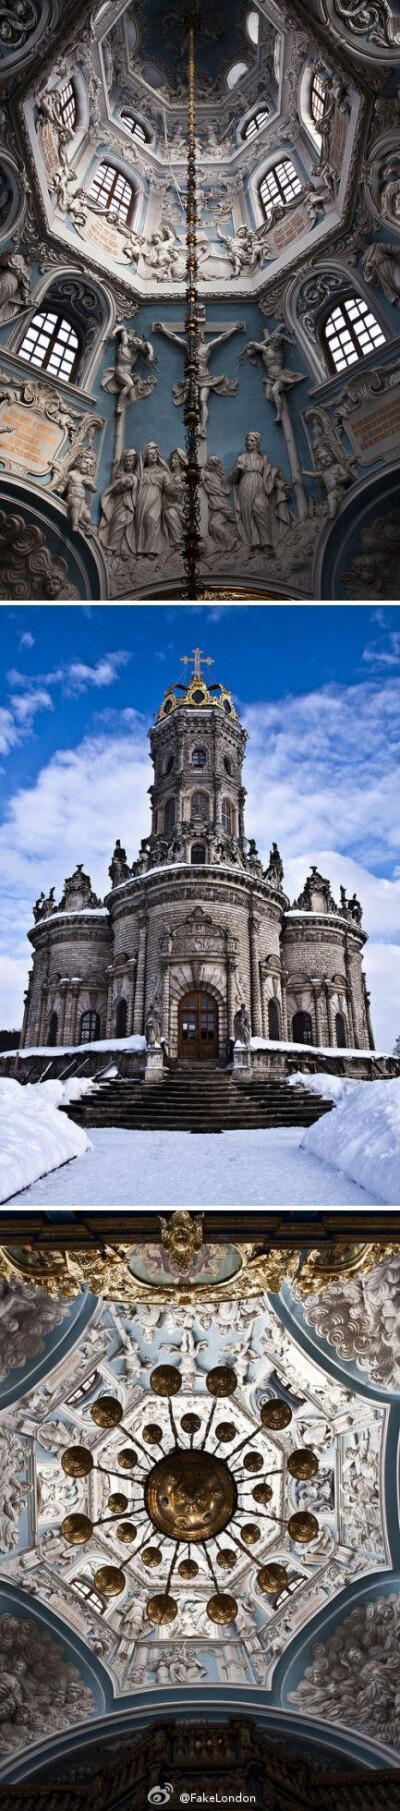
<box><xmin>10</xmin><ymin>689</ymin><xmax>54</xmax><ymax>725</ymax></box>
<box><xmin>0</xmin><ymin>709</ymin><xmax>19</xmax><ymax>757</ymax></box>
<box><xmin>18</xmin><ymin>631</ymin><xmax>35</xmax><ymax>651</ymax></box>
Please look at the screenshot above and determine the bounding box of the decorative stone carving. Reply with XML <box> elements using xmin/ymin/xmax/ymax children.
<box><xmin>215</xmin><ymin>224</ymin><xmax>266</xmax><ymax>276</ymax></box>
<box><xmin>363</xmin><ymin>239</ymin><xmax>400</xmax><ymax>305</ymax></box>
<box><xmin>298</xmin><ymin>1251</ymin><xmax>400</xmax><ymax>1387</ymax></box>
<box><xmin>0</xmin><ymin>1427</ymin><xmax>30</xmax><ymax>1551</ymax></box>
<box><xmin>145</xmin><ymin>1004</ymin><xmax>162</xmax><ymax>1046</ymax></box>
<box><xmin>102</xmin><ymin>324</ymin><xmax>156</xmax><ymax>415</ymax></box>
<box><xmin>153</xmin><ymin>310</ymin><xmax>246</xmax><ymax>445</ymax></box>
<box><xmin>343</xmin><ymin>506</ymin><xmax>400</xmax><ymax>599</ymax></box>
<box><xmin>108</xmin><ymin>838</ymin><xmax>131</xmax><ymax>887</ymax></box>
<box><xmin>0</xmin><ymin>252</ymin><xmax>30</xmax><ymax>324</ymax></box>
<box><xmin>64</xmin><ymin>450</ymin><xmax>97</xmax><ymax>535</ymax></box>
<box><xmin>231</xmin><ymin>432</ymin><xmax>291</xmax><ymax>552</ymax></box>
<box><xmin>99</xmin><ymin>449</ymin><xmax>139</xmax><ymax>558</ymax></box>
<box><xmin>242</xmin><ymin>327</ymin><xmax>305</xmax><ymax>425</ymax></box>
<box><xmin>0</xmin><ymin>1276</ymin><xmax>67</xmax><ymax>1378</ymax></box>
<box><xmin>0</xmin><ymin>508</ymin><xmax>78</xmax><ymax>599</ymax></box>
<box><xmin>0</xmin><ymin>1611</ymin><xmax>95</xmax><ymax>1755</ymax></box>
<box><xmin>0</xmin><ymin>1</ymin><xmax>41</xmax><ymax>56</ymax></box>
<box><xmin>33</xmin><ymin>887</ymin><xmax>56</xmax><ymax>922</ymax></box>
<box><xmin>136</xmin><ymin>442</ymin><xmax>177</xmax><ymax>556</ymax></box>
<box><xmin>290</xmin><ymin>1595</ymin><xmax>400</xmax><ymax>1746</ymax></box>
<box><xmin>265</xmin><ymin>842</ymin><xmax>284</xmax><ymax>886</ymax></box>
<box><xmin>303</xmin><ymin>408</ymin><xmax>358</xmax><ymax>517</ymax></box>
<box><xmin>293</xmin><ymin>866</ymin><xmax>338</xmax><ymax>913</ymax></box>
<box><xmin>329</xmin><ymin>0</ymin><xmax>400</xmax><ymax>51</ymax></box>
<box><xmin>59</xmin><ymin>863</ymin><xmax>101</xmax><ymax>912</ymax></box>
<box><xmin>201</xmin><ymin>456</ymin><xmax>239</xmax><ymax>550</ymax></box>
<box><xmin>234</xmin><ymin>1003</ymin><xmax>251</xmax><ymax>1045</ymax></box>
<box><xmin>160</xmin><ymin>1212</ymin><xmax>204</xmax><ymax>1273</ymax></box>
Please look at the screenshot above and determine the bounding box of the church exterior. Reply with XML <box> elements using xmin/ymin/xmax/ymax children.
<box><xmin>21</xmin><ymin>655</ymin><xmax>375</xmax><ymax>1066</ymax></box>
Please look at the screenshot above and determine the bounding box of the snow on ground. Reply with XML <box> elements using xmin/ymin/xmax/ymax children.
<box><xmin>301</xmin><ymin>1076</ymin><xmax>400</xmax><ymax>1207</ymax></box>
<box><xmin>288</xmin><ymin>1069</ymin><xmax>359</xmax><ymax>1105</ymax></box>
<box><xmin>6</xmin><ymin>1126</ymin><xmax>384</xmax><ymax>1208</ymax></box>
<box><xmin>0</xmin><ymin>1078</ymin><xmax>92</xmax><ymax>1204</ymax></box>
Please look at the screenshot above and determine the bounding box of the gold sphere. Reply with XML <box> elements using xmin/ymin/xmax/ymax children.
<box><xmin>253</xmin><ymin>1482</ymin><xmax>273</xmax><ymax>1505</ymax></box>
<box><xmin>287</xmin><ymin>1449</ymin><xmax>319</xmax><ymax>1481</ymax></box>
<box><xmin>61</xmin><ymin>1513</ymin><xmax>93</xmax><ymax>1545</ymax></box>
<box><xmin>61</xmin><ymin>1446</ymin><xmax>93</xmax><ymax>1478</ymax></box>
<box><xmin>216</xmin><ymin>1549</ymin><xmax>236</xmax><ymax>1571</ymax></box>
<box><xmin>215</xmin><ymin>1422</ymin><xmax>236</xmax><ymax>1443</ymax></box>
<box><xmin>142</xmin><ymin>1546</ymin><xmax>162</xmax><ymax>1568</ymax></box>
<box><xmin>108</xmin><ymin>1493</ymin><xmax>128</xmax><ymax>1514</ymax></box>
<box><xmin>91</xmin><ymin>1395</ymin><xmax>123</xmax><ymax>1428</ymax></box>
<box><xmin>181</xmin><ymin>1414</ymin><xmax>201</xmax><ymax>1435</ymax></box>
<box><xmin>260</xmin><ymin>1400</ymin><xmax>292</xmax><ymax>1430</ymax></box>
<box><xmin>94</xmin><ymin>1565</ymin><xmax>126</xmax><ymax>1597</ymax></box>
<box><xmin>243</xmin><ymin>1452</ymin><xmax>263</xmax><ymax>1473</ymax></box>
<box><xmin>206</xmin><ymin>1592</ymin><xmax>238</xmax><ymax>1625</ymax></box>
<box><xmin>115</xmin><ymin>1522</ymin><xmax>137</xmax><ymax>1544</ymax></box>
<box><xmin>257</xmin><ymin>1563</ymin><xmax>289</xmax><ymax>1595</ymax></box>
<box><xmin>178</xmin><ymin>1558</ymin><xmax>199</xmax><ymax>1579</ymax></box>
<box><xmin>146</xmin><ymin>1594</ymin><xmax>178</xmax><ymax>1625</ymax></box>
<box><xmin>145</xmin><ymin>1449</ymin><xmax>237</xmax><ymax>1543</ymax></box>
<box><xmin>288</xmin><ymin>1511</ymin><xmax>319</xmax><ymax>1544</ymax></box>
<box><xmin>117</xmin><ymin>1448</ymin><xmax>137</xmax><ymax>1470</ymax></box>
<box><xmin>240</xmin><ymin>1522</ymin><xmax>260</xmax><ymax>1545</ymax></box>
<box><xmin>142</xmin><ymin>1423</ymin><xmax>163</xmax><ymax>1445</ymax></box>
<box><xmin>150</xmin><ymin>1365</ymin><xmax>182</xmax><ymax>1397</ymax></box>
<box><xmin>206</xmin><ymin>1366</ymin><xmax>237</xmax><ymax>1399</ymax></box>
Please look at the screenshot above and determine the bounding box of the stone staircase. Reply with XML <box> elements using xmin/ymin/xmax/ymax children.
<box><xmin>62</xmin><ymin>1067</ymin><xmax>333</xmax><ymax>1134</ymax></box>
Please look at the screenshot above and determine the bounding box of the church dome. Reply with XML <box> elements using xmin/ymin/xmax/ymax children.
<box><xmin>157</xmin><ymin>650</ymin><xmax>238</xmax><ymax>720</ymax></box>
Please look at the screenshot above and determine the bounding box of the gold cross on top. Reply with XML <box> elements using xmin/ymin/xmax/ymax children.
<box><xmin>181</xmin><ymin>647</ymin><xmax>214</xmax><ymax>680</ymax></box>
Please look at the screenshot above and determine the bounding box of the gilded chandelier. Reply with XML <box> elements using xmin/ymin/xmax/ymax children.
<box><xmin>60</xmin><ymin>1363</ymin><xmax>320</xmax><ymax>1627</ymax></box>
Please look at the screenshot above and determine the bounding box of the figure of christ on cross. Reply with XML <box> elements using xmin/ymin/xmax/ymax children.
<box><xmin>153</xmin><ymin>306</ymin><xmax>246</xmax><ymax>457</ymax></box>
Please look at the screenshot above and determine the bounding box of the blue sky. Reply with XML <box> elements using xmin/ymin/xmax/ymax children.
<box><xmin>1</xmin><ymin>602</ymin><xmax>400</xmax><ymax>1045</ymax></box>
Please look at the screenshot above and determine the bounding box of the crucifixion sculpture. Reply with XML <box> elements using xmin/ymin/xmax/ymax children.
<box><xmin>153</xmin><ymin>305</ymin><xmax>246</xmax><ymax>459</ymax></box>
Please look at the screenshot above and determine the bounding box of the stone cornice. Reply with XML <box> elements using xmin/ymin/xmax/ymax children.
<box><xmin>106</xmin><ymin>865</ymin><xmax>288</xmax><ymax>921</ymax></box>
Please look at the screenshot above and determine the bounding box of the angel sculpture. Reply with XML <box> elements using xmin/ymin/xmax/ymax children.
<box><xmin>0</xmin><ymin>252</ymin><xmax>31</xmax><ymax>326</ymax></box>
<box><xmin>160</xmin><ymin>1210</ymin><xmax>204</xmax><ymax>1272</ymax></box>
<box><xmin>102</xmin><ymin>324</ymin><xmax>156</xmax><ymax>415</ymax></box>
<box><xmin>303</xmin><ymin>413</ymin><xmax>358</xmax><ymax>518</ymax></box>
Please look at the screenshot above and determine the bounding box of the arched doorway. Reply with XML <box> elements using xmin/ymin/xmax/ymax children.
<box><xmin>292</xmin><ymin>1010</ymin><xmax>313</xmax><ymax>1045</ymax></box>
<box><xmin>115</xmin><ymin>997</ymin><xmax>127</xmax><ymax>1038</ymax></box>
<box><xmin>178</xmin><ymin>991</ymin><xmax>219</xmax><ymax>1060</ymax></box>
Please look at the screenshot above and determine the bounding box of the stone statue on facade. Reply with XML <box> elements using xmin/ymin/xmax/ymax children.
<box><xmin>33</xmin><ymin>887</ymin><xmax>56</xmax><ymax>922</ymax></box>
<box><xmin>102</xmin><ymin>325</ymin><xmax>156</xmax><ymax>414</ymax></box>
<box><xmin>99</xmin><ymin>449</ymin><xmax>139</xmax><ymax>558</ymax></box>
<box><xmin>363</xmin><ymin>240</ymin><xmax>400</xmax><ymax>307</ymax></box>
<box><xmin>215</xmin><ymin>223</ymin><xmax>265</xmax><ymax>276</ymax></box>
<box><xmin>231</xmin><ymin>432</ymin><xmax>290</xmax><ymax>552</ymax></box>
<box><xmin>136</xmin><ymin>443</ymin><xmax>176</xmax><ymax>556</ymax></box>
<box><xmin>242</xmin><ymin>327</ymin><xmax>305</xmax><ymax>424</ymax></box>
<box><xmin>0</xmin><ymin>252</ymin><xmax>31</xmax><ymax>325</ymax></box>
<box><xmin>164</xmin><ymin>448</ymin><xmax>187</xmax><ymax>550</ymax></box>
<box><xmin>146</xmin><ymin>1005</ymin><xmax>162</xmax><ymax>1045</ymax></box>
<box><xmin>64</xmin><ymin>451</ymin><xmax>97</xmax><ymax>534</ymax></box>
<box><xmin>265</xmin><ymin>842</ymin><xmax>284</xmax><ymax>886</ymax></box>
<box><xmin>153</xmin><ymin>312</ymin><xmax>245</xmax><ymax>442</ymax></box>
<box><xmin>234</xmin><ymin>1003</ymin><xmax>251</xmax><ymax>1045</ymax></box>
<box><xmin>304</xmin><ymin>412</ymin><xmax>358</xmax><ymax>518</ymax></box>
<box><xmin>108</xmin><ymin>839</ymin><xmax>130</xmax><ymax>886</ymax></box>
<box><xmin>201</xmin><ymin>456</ymin><xmax>239</xmax><ymax>549</ymax></box>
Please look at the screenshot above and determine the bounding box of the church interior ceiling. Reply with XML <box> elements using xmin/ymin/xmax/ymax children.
<box><xmin>0</xmin><ymin>0</ymin><xmax>398</xmax><ymax>596</ymax></box>
<box><xmin>0</xmin><ymin>1214</ymin><xmax>400</xmax><ymax>1799</ymax></box>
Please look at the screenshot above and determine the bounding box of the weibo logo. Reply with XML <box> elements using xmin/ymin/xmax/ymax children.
<box><xmin>148</xmin><ymin>1786</ymin><xmax>174</xmax><ymax>1806</ymax></box>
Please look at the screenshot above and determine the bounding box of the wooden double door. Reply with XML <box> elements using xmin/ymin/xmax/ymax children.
<box><xmin>178</xmin><ymin>991</ymin><xmax>219</xmax><ymax>1061</ymax></box>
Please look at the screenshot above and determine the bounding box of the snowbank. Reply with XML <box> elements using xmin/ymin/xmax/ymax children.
<box><xmin>287</xmin><ymin>1070</ymin><xmax>359</xmax><ymax>1105</ymax></box>
<box><xmin>245</xmin><ymin>1037</ymin><xmax>392</xmax><ymax>1059</ymax></box>
<box><xmin>0</xmin><ymin>1077</ymin><xmax>92</xmax><ymax>1204</ymax></box>
<box><xmin>7</xmin><ymin>1035</ymin><xmax>147</xmax><ymax>1058</ymax></box>
<box><xmin>301</xmin><ymin>1076</ymin><xmax>400</xmax><ymax>1206</ymax></box>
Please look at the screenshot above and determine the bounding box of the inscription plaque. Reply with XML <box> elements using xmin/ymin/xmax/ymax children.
<box><xmin>0</xmin><ymin>402</ymin><xmax>65</xmax><ymax>475</ymax></box>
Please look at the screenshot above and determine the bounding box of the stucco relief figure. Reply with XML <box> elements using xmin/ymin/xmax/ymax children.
<box><xmin>64</xmin><ymin>451</ymin><xmax>97</xmax><ymax>534</ymax></box>
<box><xmin>147</xmin><ymin>219</ymin><xmax>184</xmax><ymax>279</ymax></box>
<box><xmin>344</xmin><ymin>506</ymin><xmax>400</xmax><ymax>599</ymax></box>
<box><xmin>146</xmin><ymin>1004</ymin><xmax>162</xmax><ymax>1045</ymax></box>
<box><xmin>99</xmin><ymin>449</ymin><xmax>139</xmax><ymax>557</ymax></box>
<box><xmin>303</xmin><ymin>416</ymin><xmax>358</xmax><ymax>518</ymax></box>
<box><xmin>102</xmin><ymin>325</ymin><xmax>156</xmax><ymax>415</ymax></box>
<box><xmin>234</xmin><ymin>1003</ymin><xmax>251</xmax><ymax>1045</ymax></box>
<box><xmin>215</xmin><ymin>224</ymin><xmax>265</xmax><ymax>276</ymax></box>
<box><xmin>265</xmin><ymin>841</ymin><xmax>284</xmax><ymax>886</ymax></box>
<box><xmin>363</xmin><ymin>239</ymin><xmax>400</xmax><ymax>306</ymax></box>
<box><xmin>164</xmin><ymin>448</ymin><xmax>187</xmax><ymax>550</ymax></box>
<box><xmin>242</xmin><ymin>327</ymin><xmax>305</xmax><ymax>424</ymax></box>
<box><xmin>201</xmin><ymin>456</ymin><xmax>239</xmax><ymax>549</ymax></box>
<box><xmin>231</xmin><ymin>432</ymin><xmax>290</xmax><ymax>552</ymax></box>
<box><xmin>136</xmin><ymin>443</ymin><xmax>175</xmax><ymax>555</ymax></box>
<box><xmin>53</xmin><ymin>165</ymin><xmax>88</xmax><ymax>226</ymax></box>
<box><xmin>0</xmin><ymin>1613</ymin><xmax>95</xmax><ymax>1754</ymax></box>
<box><xmin>122</xmin><ymin>227</ymin><xmax>146</xmax><ymax>272</ymax></box>
<box><xmin>154</xmin><ymin>317</ymin><xmax>245</xmax><ymax>441</ymax></box>
<box><xmin>0</xmin><ymin>253</ymin><xmax>31</xmax><ymax>325</ymax></box>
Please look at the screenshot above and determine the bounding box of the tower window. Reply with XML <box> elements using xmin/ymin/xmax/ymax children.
<box><xmin>88</xmin><ymin>162</ymin><xmax>135</xmax><ymax>227</ymax></box>
<box><xmin>259</xmin><ymin>159</ymin><xmax>302</xmax><ymax>218</ymax></box>
<box><xmin>165</xmin><ymin>754</ymin><xmax>174</xmax><ymax>774</ymax></box>
<box><xmin>242</xmin><ymin>109</ymin><xmax>269</xmax><ymax>140</ymax></box>
<box><xmin>224</xmin><ymin>756</ymin><xmax>232</xmax><ymax>776</ymax></box>
<box><xmin>335</xmin><ymin>1010</ymin><xmax>347</xmax><ymax>1047</ymax></box>
<box><xmin>311</xmin><ymin>71</ymin><xmax>327</xmax><ymax>124</ymax></box>
<box><xmin>322</xmin><ymin>295</ymin><xmax>386</xmax><ymax>374</ymax></box>
<box><xmin>58</xmin><ymin>81</ymin><xmax>76</xmax><ymax>132</ymax></box>
<box><xmin>80</xmin><ymin>1010</ymin><xmax>100</xmax><ymax>1044</ymax></box>
<box><xmin>191</xmin><ymin>791</ymin><xmax>208</xmax><ymax>819</ymax></box>
<box><xmin>268</xmin><ymin>998</ymin><xmax>280</xmax><ymax>1040</ymax></box>
<box><xmin>121</xmin><ymin>111</ymin><xmax>149</xmax><ymax>145</ymax></box>
<box><xmin>48</xmin><ymin>1010</ymin><xmax>58</xmax><ymax>1046</ymax></box>
<box><xmin>18</xmin><ymin>312</ymin><xmax>80</xmax><ymax>382</ymax></box>
<box><xmin>221</xmin><ymin>799</ymin><xmax>233</xmax><ymax>834</ymax></box>
<box><xmin>115</xmin><ymin>997</ymin><xmax>127</xmax><ymax>1038</ymax></box>
<box><xmin>191</xmin><ymin>844</ymin><xmax>206</xmax><ymax>865</ymax></box>
<box><xmin>165</xmin><ymin>797</ymin><xmax>176</xmax><ymax>833</ymax></box>
<box><xmin>292</xmin><ymin>1010</ymin><xmax>313</xmax><ymax>1045</ymax></box>
<box><xmin>192</xmin><ymin>747</ymin><xmax>206</xmax><ymax>768</ymax></box>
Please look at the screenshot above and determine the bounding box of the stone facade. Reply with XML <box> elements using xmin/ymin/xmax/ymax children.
<box><xmin>21</xmin><ymin>661</ymin><xmax>373</xmax><ymax>1064</ymax></box>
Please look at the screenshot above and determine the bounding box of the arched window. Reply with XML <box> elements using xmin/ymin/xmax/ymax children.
<box><xmin>48</xmin><ymin>1010</ymin><xmax>58</xmax><ymax>1046</ymax></box>
<box><xmin>191</xmin><ymin>791</ymin><xmax>208</xmax><ymax>819</ymax></box>
<box><xmin>121</xmin><ymin>111</ymin><xmax>149</xmax><ymax>145</ymax></box>
<box><xmin>268</xmin><ymin>998</ymin><xmax>280</xmax><ymax>1040</ymax></box>
<box><xmin>88</xmin><ymin>162</ymin><xmax>135</xmax><ymax>227</ymax></box>
<box><xmin>292</xmin><ymin>1010</ymin><xmax>313</xmax><ymax>1045</ymax></box>
<box><xmin>116</xmin><ymin>997</ymin><xmax>127</xmax><ymax>1038</ymax></box>
<box><xmin>321</xmin><ymin>294</ymin><xmax>386</xmax><ymax>374</ymax></box>
<box><xmin>192</xmin><ymin>746</ymin><xmax>206</xmax><ymax>768</ymax></box>
<box><xmin>80</xmin><ymin>1010</ymin><xmax>100</xmax><ymax>1044</ymax></box>
<box><xmin>191</xmin><ymin>843</ymin><xmax>206</xmax><ymax>865</ymax></box>
<box><xmin>18</xmin><ymin>311</ymin><xmax>80</xmax><ymax>382</ymax></box>
<box><xmin>227</xmin><ymin>61</ymin><xmax>248</xmax><ymax>88</ymax></box>
<box><xmin>311</xmin><ymin>71</ymin><xmax>327</xmax><ymax>124</ymax></box>
<box><xmin>335</xmin><ymin>1010</ymin><xmax>347</xmax><ymax>1048</ymax></box>
<box><xmin>165</xmin><ymin>797</ymin><xmax>176</xmax><ymax>833</ymax></box>
<box><xmin>260</xmin><ymin>158</ymin><xmax>302</xmax><ymax>218</ymax></box>
<box><xmin>242</xmin><ymin>108</ymin><xmax>269</xmax><ymax>140</ymax></box>
<box><xmin>224</xmin><ymin>755</ymin><xmax>232</xmax><ymax>776</ymax></box>
<box><xmin>247</xmin><ymin>9</ymin><xmax>260</xmax><ymax>42</ymax></box>
<box><xmin>166</xmin><ymin>754</ymin><xmax>174</xmax><ymax>774</ymax></box>
<box><xmin>221</xmin><ymin>798</ymin><xmax>233</xmax><ymax>834</ymax></box>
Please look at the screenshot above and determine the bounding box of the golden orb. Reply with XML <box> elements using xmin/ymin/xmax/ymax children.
<box><xmin>145</xmin><ymin>1448</ymin><xmax>237</xmax><ymax>1543</ymax></box>
<box><xmin>206</xmin><ymin>1366</ymin><xmax>237</xmax><ymax>1398</ymax></box>
<box><xmin>142</xmin><ymin>1423</ymin><xmax>163</xmax><ymax>1445</ymax></box>
<box><xmin>94</xmin><ymin>1565</ymin><xmax>125</xmax><ymax>1597</ymax></box>
<box><xmin>178</xmin><ymin>1558</ymin><xmax>199</xmax><ymax>1579</ymax></box>
<box><xmin>181</xmin><ymin>1414</ymin><xmax>201</xmax><ymax>1435</ymax></box>
<box><xmin>288</xmin><ymin>1511</ymin><xmax>319</xmax><ymax>1544</ymax></box>
<box><xmin>108</xmin><ymin>1493</ymin><xmax>128</xmax><ymax>1514</ymax></box>
<box><xmin>117</xmin><ymin>1448</ymin><xmax>137</xmax><ymax>1470</ymax></box>
<box><xmin>206</xmin><ymin>1592</ymin><xmax>238</xmax><ymax>1625</ymax></box>
<box><xmin>91</xmin><ymin>1395</ymin><xmax>123</xmax><ymax>1428</ymax></box>
<box><xmin>215</xmin><ymin>1422</ymin><xmax>236</xmax><ymax>1443</ymax></box>
<box><xmin>150</xmin><ymin>1365</ymin><xmax>182</xmax><ymax>1397</ymax></box>
<box><xmin>61</xmin><ymin>1445</ymin><xmax>93</xmax><ymax>1478</ymax></box>
<box><xmin>257</xmin><ymin>1563</ymin><xmax>289</xmax><ymax>1595</ymax></box>
<box><xmin>115</xmin><ymin>1522</ymin><xmax>137</xmax><ymax>1545</ymax></box>
<box><xmin>287</xmin><ymin>1449</ymin><xmax>319</xmax><ymax>1481</ymax></box>
<box><xmin>260</xmin><ymin>1400</ymin><xmax>292</xmax><ymax>1430</ymax></box>
<box><xmin>146</xmin><ymin>1594</ymin><xmax>178</xmax><ymax>1625</ymax></box>
<box><xmin>142</xmin><ymin>1546</ymin><xmax>162</xmax><ymax>1568</ymax></box>
<box><xmin>243</xmin><ymin>1452</ymin><xmax>263</xmax><ymax>1473</ymax></box>
<box><xmin>216</xmin><ymin>1549</ymin><xmax>236</xmax><ymax>1571</ymax></box>
<box><xmin>240</xmin><ymin>1522</ymin><xmax>260</xmax><ymax>1545</ymax></box>
<box><xmin>61</xmin><ymin>1513</ymin><xmax>93</xmax><ymax>1545</ymax></box>
<box><xmin>253</xmin><ymin>1482</ymin><xmax>273</xmax><ymax>1505</ymax></box>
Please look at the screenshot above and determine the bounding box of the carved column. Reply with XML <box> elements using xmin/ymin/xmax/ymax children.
<box><xmin>324</xmin><ymin>982</ymin><xmax>333</xmax><ymax>1047</ymax></box>
<box><xmin>127</xmin><ymin>957</ymin><xmax>137</xmax><ymax>1037</ymax></box>
<box><xmin>105</xmin><ymin>966</ymin><xmax>114</xmax><ymax>1038</ymax></box>
<box><xmin>226</xmin><ymin>940</ymin><xmax>236</xmax><ymax>1045</ymax></box>
<box><xmin>239</xmin><ymin>787</ymin><xmax>246</xmax><ymax>844</ymax></box>
<box><xmin>38</xmin><ymin>984</ymin><xmax>48</xmax><ymax>1047</ymax></box>
<box><xmin>59</xmin><ymin>984</ymin><xmax>68</xmax><ymax>1046</ymax></box>
<box><xmin>344</xmin><ymin>933</ymin><xmax>356</xmax><ymax>1046</ymax></box>
<box><xmin>214</xmin><ymin>777</ymin><xmax>222</xmax><ymax>830</ymax></box>
<box><xmin>312</xmin><ymin>983</ymin><xmax>321</xmax><ymax>1046</ymax></box>
<box><xmin>248</xmin><ymin>909</ymin><xmax>263</xmax><ymax>1037</ymax></box>
<box><xmin>280</xmin><ymin>970</ymin><xmax>288</xmax><ymax>1040</ymax></box>
<box><xmin>70</xmin><ymin>984</ymin><xmax>80</xmax><ymax>1047</ymax></box>
<box><xmin>133</xmin><ymin>916</ymin><xmax>147</xmax><ymax>1034</ymax></box>
<box><xmin>362</xmin><ymin>973</ymin><xmax>375</xmax><ymax>1050</ymax></box>
<box><xmin>160</xmin><ymin>949</ymin><xmax>170</xmax><ymax>1046</ymax></box>
<box><xmin>21</xmin><ymin>978</ymin><xmax>32</xmax><ymax>1047</ymax></box>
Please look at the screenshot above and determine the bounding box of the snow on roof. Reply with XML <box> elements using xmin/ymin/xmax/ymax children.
<box><xmin>8</xmin><ymin>1035</ymin><xmax>147</xmax><ymax>1058</ymax></box>
<box><xmin>246</xmin><ymin>1037</ymin><xmax>391</xmax><ymax>1058</ymax></box>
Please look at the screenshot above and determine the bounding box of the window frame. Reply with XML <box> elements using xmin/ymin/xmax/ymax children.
<box><xmin>335</xmin><ymin>1010</ymin><xmax>347</xmax><ymax>1048</ymax></box>
<box><xmin>221</xmin><ymin>797</ymin><xmax>233</xmax><ymax>835</ymax></box>
<box><xmin>18</xmin><ymin>310</ymin><xmax>81</xmax><ymax>383</ymax></box>
<box><xmin>242</xmin><ymin>108</ymin><xmax>269</xmax><ymax>141</ymax></box>
<box><xmin>48</xmin><ymin>1009</ymin><xmax>58</xmax><ymax>1046</ymax></box>
<box><xmin>292</xmin><ymin>1010</ymin><xmax>313</xmax><ymax>1046</ymax></box>
<box><xmin>259</xmin><ymin>158</ymin><xmax>302</xmax><ymax>219</ymax></box>
<box><xmin>80</xmin><ymin>1009</ymin><xmax>100</xmax><ymax>1045</ymax></box>
<box><xmin>268</xmin><ymin>997</ymin><xmax>280</xmax><ymax>1040</ymax></box>
<box><xmin>192</xmin><ymin>746</ymin><xmax>207</xmax><ymax>769</ymax></box>
<box><xmin>191</xmin><ymin>843</ymin><xmax>206</xmax><ymax>866</ymax></box>
<box><xmin>321</xmin><ymin>293</ymin><xmax>386</xmax><ymax>375</ymax></box>
<box><xmin>164</xmin><ymin>796</ymin><xmax>176</xmax><ymax>834</ymax></box>
<box><xmin>191</xmin><ymin>790</ymin><xmax>209</xmax><ymax>820</ymax></box>
<box><xmin>120</xmin><ymin>111</ymin><xmax>149</xmax><ymax>146</ymax></box>
<box><xmin>310</xmin><ymin>71</ymin><xmax>327</xmax><ymax>125</ymax></box>
<box><xmin>87</xmin><ymin>161</ymin><xmax>136</xmax><ymax>229</ymax></box>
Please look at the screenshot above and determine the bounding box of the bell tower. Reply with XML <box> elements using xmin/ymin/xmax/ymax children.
<box><xmin>147</xmin><ymin>647</ymin><xmax>251</xmax><ymax>871</ymax></box>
